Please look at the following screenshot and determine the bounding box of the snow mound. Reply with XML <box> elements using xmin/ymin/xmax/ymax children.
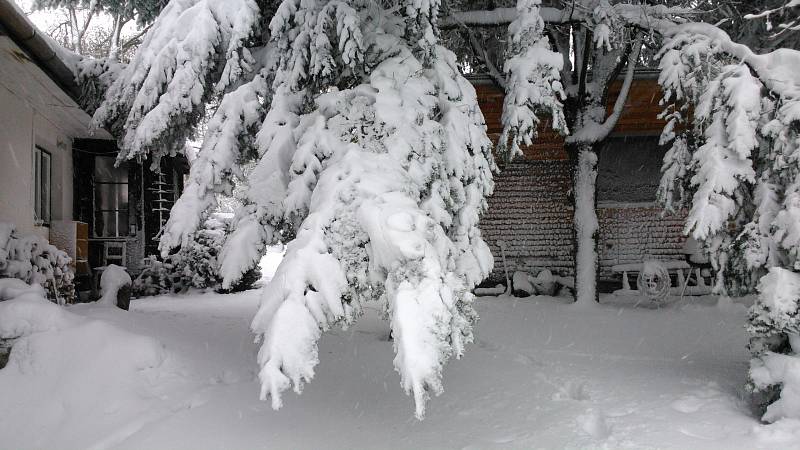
<box><xmin>0</xmin><ymin>278</ymin><xmax>46</xmax><ymax>302</ymax></box>
<box><xmin>0</xmin><ymin>287</ymin><xmax>169</xmax><ymax>449</ymax></box>
<box><xmin>99</xmin><ymin>264</ymin><xmax>132</xmax><ymax>306</ymax></box>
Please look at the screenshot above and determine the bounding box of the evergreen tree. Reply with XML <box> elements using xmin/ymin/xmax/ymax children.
<box><xmin>656</xmin><ymin>22</ymin><xmax>800</xmax><ymax>420</ymax></box>
<box><xmin>93</xmin><ymin>0</ymin><xmax>493</xmax><ymax>418</ymax></box>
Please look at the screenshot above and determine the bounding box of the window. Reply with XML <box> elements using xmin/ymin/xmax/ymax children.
<box><xmin>33</xmin><ymin>146</ymin><xmax>51</xmax><ymax>225</ymax></box>
<box><xmin>93</xmin><ymin>156</ymin><xmax>129</xmax><ymax>238</ymax></box>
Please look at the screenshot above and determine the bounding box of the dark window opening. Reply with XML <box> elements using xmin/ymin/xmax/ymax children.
<box><xmin>34</xmin><ymin>146</ymin><xmax>51</xmax><ymax>225</ymax></box>
<box><xmin>93</xmin><ymin>156</ymin><xmax>129</xmax><ymax>238</ymax></box>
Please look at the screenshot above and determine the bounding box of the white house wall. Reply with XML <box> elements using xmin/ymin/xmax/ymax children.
<box><xmin>0</xmin><ymin>35</ymin><xmax>109</xmax><ymax>238</ymax></box>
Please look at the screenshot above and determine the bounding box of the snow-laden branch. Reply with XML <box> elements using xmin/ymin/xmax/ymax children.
<box><xmin>656</xmin><ymin>20</ymin><xmax>800</xmax><ymax>298</ymax></box>
<box><xmin>236</xmin><ymin>2</ymin><xmax>495</xmax><ymax>420</ymax></box>
<box><xmin>159</xmin><ymin>73</ymin><xmax>270</xmax><ymax>256</ymax></box>
<box><xmin>442</xmin><ymin>3</ymin><xmax>693</xmax><ymax>33</ymax></box>
<box><xmin>497</xmin><ymin>0</ymin><xmax>567</xmax><ymax>161</ymax></box>
<box><xmin>91</xmin><ymin>0</ymin><xmax>261</xmax><ymax>164</ymax></box>
<box><xmin>441</xmin><ymin>6</ymin><xmax>569</xmax><ymax>27</ymax></box>
<box><xmin>565</xmin><ymin>34</ymin><xmax>642</xmax><ymax>144</ymax></box>
<box><xmin>663</xmin><ymin>23</ymin><xmax>800</xmax><ymax>98</ymax></box>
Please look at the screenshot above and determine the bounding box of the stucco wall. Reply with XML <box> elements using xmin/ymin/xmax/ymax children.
<box><xmin>0</xmin><ymin>36</ymin><xmax>87</xmax><ymax>239</ymax></box>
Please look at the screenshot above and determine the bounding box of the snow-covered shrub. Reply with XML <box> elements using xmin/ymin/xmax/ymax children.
<box><xmin>132</xmin><ymin>216</ymin><xmax>260</xmax><ymax>297</ymax></box>
<box><xmin>175</xmin><ymin>217</ymin><xmax>227</xmax><ymax>290</ymax></box>
<box><xmin>132</xmin><ymin>256</ymin><xmax>179</xmax><ymax>297</ymax></box>
<box><xmin>749</xmin><ymin>267</ymin><xmax>800</xmax><ymax>421</ymax></box>
<box><xmin>0</xmin><ymin>223</ymin><xmax>74</xmax><ymax>304</ymax></box>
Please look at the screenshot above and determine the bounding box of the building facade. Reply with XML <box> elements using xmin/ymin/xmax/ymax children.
<box><xmin>473</xmin><ymin>72</ymin><xmax>689</xmax><ymax>289</ymax></box>
<box><xmin>0</xmin><ymin>1</ymin><xmax>188</xmax><ymax>293</ymax></box>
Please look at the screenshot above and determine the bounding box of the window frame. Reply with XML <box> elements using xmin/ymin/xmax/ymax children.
<box><xmin>33</xmin><ymin>146</ymin><xmax>52</xmax><ymax>226</ymax></box>
<box><xmin>92</xmin><ymin>156</ymin><xmax>129</xmax><ymax>239</ymax></box>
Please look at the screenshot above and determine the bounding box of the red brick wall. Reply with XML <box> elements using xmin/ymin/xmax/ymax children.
<box><xmin>482</xmin><ymin>161</ymin><xmax>574</xmax><ymax>280</ymax></box>
<box><xmin>596</xmin><ymin>206</ymin><xmax>687</xmax><ymax>278</ymax></box>
<box><xmin>474</xmin><ymin>76</ymin><xmax>688</xmax><ymax>285</ymax></box>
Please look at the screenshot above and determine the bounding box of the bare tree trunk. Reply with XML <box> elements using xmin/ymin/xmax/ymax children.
<box><xmin>108</xmin><ymin>15</ymin><xmax>125</xmax><ymax>60</ymax></box>
<box><xmin>68</xmin><ymin>6</ymin><xmax>81</xmax><ymax>53</ymax></box>
<box><xmin>568</xmin><ymin>141</ymin><xmax>600</xmax><ymax>305</ymax></box>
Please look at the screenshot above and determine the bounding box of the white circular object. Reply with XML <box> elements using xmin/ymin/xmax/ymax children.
<box><xmin>637</xmin><ymin>260</ymin><xmax>670</xmax><ymax>302</ymax></box>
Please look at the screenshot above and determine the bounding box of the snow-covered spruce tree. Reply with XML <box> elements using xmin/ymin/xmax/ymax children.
<box><xmin>656</xmin><ymin>22</ymin><xmax>800</xmax><ymax>420</ymax></box>
<box><xmin>446</xmin><ymin>0</ymin><xmax>687</xmax><ymax>304</ymax></box>
<box><xmin>91</xmin><ymin>0</ymin><xmax>494</xmax><ymax>418</ymax></box>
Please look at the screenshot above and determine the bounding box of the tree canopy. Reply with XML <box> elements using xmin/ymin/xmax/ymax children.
<box><xmin>80</xmin><ymin>0</ymin><xmax>800</xmax><ymax>419</ymax></box>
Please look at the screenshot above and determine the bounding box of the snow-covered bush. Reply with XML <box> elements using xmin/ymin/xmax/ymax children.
<box><xmin>132</xmin><ymin>256</ymin><xmax>178</xmax><ymax>297</ymax></box>
<box><xmin>0</xmin><ymin>223</ymin><xmax>74</xmax><ymax>304</ymax></box>
<box><xmin>0</xmin><ymin>277</ymin><xmax>169</xmax><ymax>442</ymax></box>
<box><xmin>749</xmin><ymin>267</ymin><xmax>800</xmax><ymax>421</ymax></box>
<box><xmin>132</xmin><ymin>216</ymin><xmax>260</xmax><ymax>297</ymax></box>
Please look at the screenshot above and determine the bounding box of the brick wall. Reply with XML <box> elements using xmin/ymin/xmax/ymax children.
<box><xmin>481</xmin><ymin>160</ymin><xmax>574</xmax><ymax>282</ymax></box>
<box><xmin>473</xmin><ymin>74</ymin><xmax>688</xmax><ymax>286</ymax></box>
<box><xmin>596</xmin><ymin>206</ymin><xmax>687</xmax><ymax>278</ymax></box>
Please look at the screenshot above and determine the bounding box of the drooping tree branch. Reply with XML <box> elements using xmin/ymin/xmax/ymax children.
<box><xmin>442</xmin><ymin>4</ymin><xmax>694</xmax><ymax>33</ymax></box>
<box><xmin>566</xmin><ymin>33</ymin><xmax>642</xmax><ymax>144</ymax></box>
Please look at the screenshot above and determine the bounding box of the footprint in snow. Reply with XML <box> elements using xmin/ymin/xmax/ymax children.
<box><xmin>476</xmin><ymin>339</ymin><xmax>500</xmax><ymax>352</ymax></box>
<box><xmin>512</xmin><ymin>353</ymin><xmax>541</xmax><ymax>367</ymax></box>
<box><xmin>671</xmin><ymin>383</ymin><xmax>724</xmax><ymax>413</ymax></box>
<box><xmin>576</xmin><ymin>409</ymin><xmax>611</xmax><ymax>439</ymax></box>
<box><xmin>553</xmin><ymin>380</ymin><xmax>590</xmax><ymax>401</ymax></box>
<box><xmin>671</xmin><ymin>395</ymin><xmax>706</xmax><ymax>413</ymax></box>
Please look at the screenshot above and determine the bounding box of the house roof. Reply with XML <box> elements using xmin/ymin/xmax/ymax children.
<box><xmin>0</xmin><ymin>0</ymin><xmax>112</xmax><ymax>140</ymax></box>
<box><xmin>0</xmin><ymin>0</ymin><xmax>82</xmax><ymax>102</ymax></box>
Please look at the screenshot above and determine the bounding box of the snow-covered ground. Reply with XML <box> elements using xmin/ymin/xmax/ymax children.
<box><xmin>3</xmin><ymin>284</ymin><xmax>800</xmax><ymax>449</ymax></box>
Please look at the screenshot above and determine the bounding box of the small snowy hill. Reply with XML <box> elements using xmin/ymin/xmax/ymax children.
<box><xmin>1</xmin><ymin>290</ymin><xmax>799</xmax><ymax>449</ymax></box>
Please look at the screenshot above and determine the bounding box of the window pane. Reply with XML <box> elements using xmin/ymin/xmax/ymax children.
<box><xmin>34</xmin><ymin>150</ymin><xmax>41</xmax><ymax>219</ymax></box>
<box><xmin>94</xmin><ymin>156</ymin><xmax>128</xmax><ymax>183</ymax></box>
<box><xmin>94</xmin><ymin>210</ymin><xmax>129</xmax><ymax>238</ymax></box>
<box><xmin>118</xmin><ymin>210</ymin><xmax>128</xmax><ymax>236</ymax></box>
<box><xmin>97</xmin><ymin>184</ymin><xmax>116</xmax><ymax>210</ymax></box>
<box><xmin>118</xmin><ymin>184</ymin><xmax>128</xmax><ymax>211</ymax></box>
<box><xmin>41</xmin><ymin>151</ymin><xmax>51</xmax><ymax>223</ymax></box>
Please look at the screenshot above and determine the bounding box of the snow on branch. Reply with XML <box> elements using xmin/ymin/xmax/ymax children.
<box><xmin>497</xmin><ymin>0</ymin><xmax>567</xmax><ymax>161</ymax></box>
<box><xmin>91</xmin><ymin>0</ymin><xmax>261</xmax><ymax>164</ymax></box>
<box><xmin>159</xmin><ymin>74</ymin><xmax>270</xmax><ymax>256</ymax></box>
<box><xmin>565</xmin><ymin>34</ymin><xmax>642</xmax><ymax>145</ymax></box>
<box><xmin>656</xmin><ymin>21</ymin><xmax>800</xmax><ymax>293</ymax></box>
<box><xmin>441</xmin><ymin>5</ymin><xmax>568</xmax><ymax>27</ymax></box>
<box><xmin>442</xmin><ymin>2</ymin><xmax>692</xmax><ymax>33</ymax></box>
<box><xmin>242</xmin><ymin>2</ymin><xmax>494</xmax><ymax>420</ymax></box>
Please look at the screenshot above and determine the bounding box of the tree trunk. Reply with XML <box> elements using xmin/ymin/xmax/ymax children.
<box><xmin>569</xmin><ymin>142</ymin><xmax>600</xmax><ymax>305</ymax></box>
<box><xmin>108</xmin><ymin>15</ymin><xmax>124</xmax><ymax>60</ymax></box>
<box><xmin>68</xmin><ymin>7</ymin><xmax>82</xmax><ymax>53</ymax></box>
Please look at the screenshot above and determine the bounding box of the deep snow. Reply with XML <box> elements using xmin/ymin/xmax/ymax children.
<box><xmin>3</xmin><ymin>285</ymin><xmax>800</xmax><ymax>449</ymax></box>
